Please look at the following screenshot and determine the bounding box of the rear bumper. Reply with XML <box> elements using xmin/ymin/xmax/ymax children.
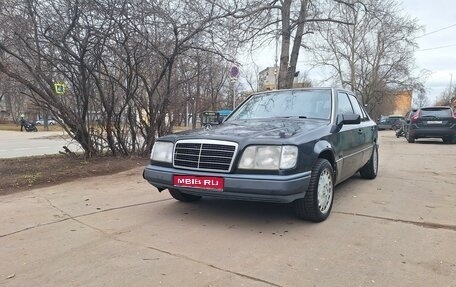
<box><xmin>143</xmin><ymin>165</ymin><xmax>311</xmax><ymax>203</ymax></box>
<box><xmin>409</xmin><ymin>126</ymin><xmax>456</xmax><ymax>138</ymax></box>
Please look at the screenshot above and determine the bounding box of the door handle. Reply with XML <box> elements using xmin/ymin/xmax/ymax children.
<box><xmin>358</xmin><ymin>129</ymin><xmax>364</xmax><ymax>135</ymax></box>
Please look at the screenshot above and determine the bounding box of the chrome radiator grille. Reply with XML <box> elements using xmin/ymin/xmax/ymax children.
<box><xmin>173</xmin><ymin>140</ymin><xmax>238</xmax><ymax>172</ymax></box>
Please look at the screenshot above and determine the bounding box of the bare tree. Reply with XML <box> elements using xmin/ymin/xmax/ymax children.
<box><xmin>3</xmin><ymin>0</ymin><xmax>423</xmax><ymax>159</ymax></box>
<box><xmin>413</xmin><ymin>90</ymin><xmax>429</xmax><ymax>108</ymax></box>
<box><xmin>436</xmin><ymin>86</ymin><xmax>456</xmax><ymax>106</ymax></box>
<box><xmin>311</xmin><ymin>0</ymin><xmax>424</xmax><ymax>117</ymax></box>
<box><xmin>0</xmin><ymin>71</ymin><xmax>28</xmax><ymax>122</ymax></box>
<box><xmin>0</xmin><ymin>0</ymin><xmax>254</xmax><ymax>156</ymax></box>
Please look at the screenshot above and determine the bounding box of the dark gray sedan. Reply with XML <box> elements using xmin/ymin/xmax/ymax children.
<box><xmin>143</xmin><ymin>88</ymin><xmax>379</xmax><ymax>222</ymax></box>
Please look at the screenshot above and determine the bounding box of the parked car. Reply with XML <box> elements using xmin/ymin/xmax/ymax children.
<box><xmin>36</xmin><ymin>119</ymin><xmax>57</xmax><ymax>125</ymax></box>
<box><xmin>143</xmin><ymin>88</ymin><xmax>379</xmax><ymax>222</ymax></box>
<box><xmin>406</xmin><ymin>106</ymin><xmax>456</xmax><ymax>143</ymax></box>
<box><xmin>396</xmin><ymin>108</ymin><xmax>417</xmax><ymax>138</ymax></box>
<box><xmin>377</xmin><ymin>115</ymin><xmax>405</xmax><ymax>130</ymax></box>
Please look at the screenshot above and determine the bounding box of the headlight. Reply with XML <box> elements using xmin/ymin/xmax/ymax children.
<box><xmin>150</xmin><ymin>141</ymin><xmax>173</xmax><ymax>163</ymax></box>
<box><xmin>238</xmin><ymin>145</ymin><xmax>298</xmax><ymax>170</ymax></box>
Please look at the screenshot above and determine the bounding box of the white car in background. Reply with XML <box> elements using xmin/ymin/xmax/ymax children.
<box><xmin>36</xmin><ymin>119</ymin><xmax>57</xmax><ymax>125</ymax></box>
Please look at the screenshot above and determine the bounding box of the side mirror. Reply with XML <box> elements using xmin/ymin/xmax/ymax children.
<box><xmin>338</xmin><ymin>113</ymin><xmax>361</xmax><ymax>125</ymax></box>
<box><xmin>331</xmin><ymin>114</ymin><xmax>361</xmax><ymax>133</ymax></box>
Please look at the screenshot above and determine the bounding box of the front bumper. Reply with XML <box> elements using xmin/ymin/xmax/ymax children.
<box><xmin>143</xmin><ymin>165</ymin><xmax>311</xmax><ymax>203</ymax></box>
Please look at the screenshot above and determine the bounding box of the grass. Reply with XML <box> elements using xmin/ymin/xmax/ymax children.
<box><xmin>22</xmin><ymin>172</ymin><xmax>42</xmax><ymax>186</ymax></box>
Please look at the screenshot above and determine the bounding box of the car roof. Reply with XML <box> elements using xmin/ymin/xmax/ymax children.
<box><xmin>253</xmin><ymin>87</ymin><xmax>353</xmax><ymax>94</ymax></box>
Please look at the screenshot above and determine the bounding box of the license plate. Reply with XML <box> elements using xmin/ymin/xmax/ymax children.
<box><xmin>173</xmin><ymin>175</ymin><xmax>224</xmax><ymax>191</ymax></box>
<box><xmin>427</xmin><ymin>121</ymin><xmax>442</xmax><ymax>124</ymax></box>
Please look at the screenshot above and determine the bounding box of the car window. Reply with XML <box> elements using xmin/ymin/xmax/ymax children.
<box><xmin>420</xmin><ymin>107</ymin><xmax>452</xmax><ymax>117</ymax></box>
<box><xmin>354</xmin><ymin>97</ymin><xmax>369</xmax><ymax>120</ymax></box>
<box><xmin>228</xmin><ymin>89</ymin><xmax>332</xmax><ymax>120</ymax></box>
<box><xmin>337</xmin><ymin>92</ymin><xmax>354</xmax><ymax>114</ymax></box>
<box><xmin>348</xmin><ymin>94</ymin><xmax>364</xmax><ymax>118</ymax></box>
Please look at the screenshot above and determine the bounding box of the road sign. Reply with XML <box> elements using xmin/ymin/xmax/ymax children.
<box><xmin>54</xmin><ymin>83</ymin><xmax>66</xmax><ymax>95</ymax></box>
<box><xmin>230</xmin><ymin>66</ymin><xmax>239</xmax><ymax>78</ymax></box>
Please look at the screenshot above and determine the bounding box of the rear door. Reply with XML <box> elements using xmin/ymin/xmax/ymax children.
<box><xmin>347</xmin><ymin>94</ymin><xmax>376</xmax><ymax>164</ymax></box>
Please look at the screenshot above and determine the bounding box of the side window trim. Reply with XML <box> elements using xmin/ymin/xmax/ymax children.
<box><xmin>347</xmin><ymin>94</ymin><xmax>365</xmax><ymax>120</ymax></box>
<box><xmin>356</xmin><ymin>97</ymin><xmax>368</xmax><ymax>119</ymax></box>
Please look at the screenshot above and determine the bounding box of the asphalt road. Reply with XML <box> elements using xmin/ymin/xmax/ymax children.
<box><xmin>0</xmin><ymin>130</ymin><xmax>80</xmax><ymax>158</ymax></box>
<box><xmin>1</xmin><ymin>132</ymin><xmax>455</xmax><ymax>286</ymax></box>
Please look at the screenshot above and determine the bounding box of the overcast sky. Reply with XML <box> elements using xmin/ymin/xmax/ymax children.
<box><xmin>401</xmin><ymin>0</ymin><xmax>456</xmax><ymax>103</ymax></box>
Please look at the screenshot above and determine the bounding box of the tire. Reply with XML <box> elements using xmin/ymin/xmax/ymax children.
<box><xmin>406</xmin><ymin>133</ymin><xmax>415</xmax><ymax>143</ymax></box>
<box><xmin>442</xmin><ymin>137</ymin><xmax>453</xmax><ymax>144</ymax></box>
<box><xmin>293</xmin><ymin>159</ymin><xmax>334</xmax><ymax>222</ymax></box>
<box><xmin>359</xmin><ymin>145</ymin><xmax>378</xmax><ymax>179</ymax></box>
<box><xmin>168</xmin><ymin>188</ymin><xmax>201</xmax><ymax>202</ymax></box>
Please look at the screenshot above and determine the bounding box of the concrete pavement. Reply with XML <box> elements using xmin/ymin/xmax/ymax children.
<box><xmin>0</xmin><ymin>130</ymin><xmax>80</xmax><ymax>158</ymax></box>
<box><xmin>0</xmin><ymin>132</ymin><xmax>455</xmax><ymax>286</ymax></box>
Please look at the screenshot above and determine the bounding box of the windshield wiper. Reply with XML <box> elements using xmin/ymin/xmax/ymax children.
<box><xmin>281</xmin><ymin>116</ymin><xmax>308</xmax><ymax>119</ymax></box>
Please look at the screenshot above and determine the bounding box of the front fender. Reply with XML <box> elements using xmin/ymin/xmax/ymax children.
<box><xmin>313</xmin><ymin>140</ymin><xmax>334</xmax><ymax>158</ymax></box>
<box><xmin>313</xmin><ymin>139</ymin><xmax>337</xmax><ymax>177</ymax></box>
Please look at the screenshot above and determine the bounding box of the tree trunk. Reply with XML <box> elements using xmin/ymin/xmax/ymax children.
<box><xmin>277</xmin><ymin>0</ymin><xmax>292</xmax><ymax>89</ymax></box>
<box><xmin>285</xmin><ymin>0</ymin><xmax>309</xmax><ymax>88</ymax></box>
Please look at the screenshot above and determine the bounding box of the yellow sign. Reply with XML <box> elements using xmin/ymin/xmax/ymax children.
<box><xmin>54</xmin><ymin>83</ymin><xmax>66</xmax><ymax>95</ymax></box>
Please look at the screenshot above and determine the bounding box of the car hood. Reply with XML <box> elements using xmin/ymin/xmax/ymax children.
<box><xmin>169</xmin><ymin>118</ymin><xmax>329</xmax><ymax>140</ymax></box>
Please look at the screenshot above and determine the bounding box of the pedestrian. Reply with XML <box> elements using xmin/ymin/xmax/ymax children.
<box><xmin>20</xmin><ymin>114</ymin><xmax>26</xmax><ymax>132</ymax></box>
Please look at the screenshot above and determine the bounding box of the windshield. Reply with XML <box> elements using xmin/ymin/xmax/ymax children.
<box><xmin>228</xmin><ymin>89</ymin><xmax>332</xmax><ymax>120</ymax></box>
<box><xmin>421</xmin><ymin>107</ymin><xmax>452</xmax><ymax>117</ymax></box>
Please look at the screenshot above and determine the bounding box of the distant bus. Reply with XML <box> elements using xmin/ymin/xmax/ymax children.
<box><xmin>217</xmin><ymin>109</ymin><xmax>232</xmax><ymax>122</ymax></box>
<box><xmin>200</xmin><ymin>111</ymin><xmax>220</xmax><ymax>127</ymax></box>
<box><xmin>200</xmin><ymin>110</ymin><xmax>232</xmax><ymax>128</ymax></box>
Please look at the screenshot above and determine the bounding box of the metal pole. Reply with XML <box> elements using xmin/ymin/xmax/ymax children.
<box><xmin>232</xmin><ymin>79</ymin><xmax>236</xmax><ymax>110</ymax></box>
<box><xmin>450</xmin><ymin>73</ymin><xmax>453</xmax><ymax>105</ymax></box>
<box><xmin>450</xmin><ymin>73</ymin><xmax>453</xmax><ymax>91</ymax></box>
<box><xmin>185</xmin><ymin>99</ymin><xmax>189</xmax><ymax>127</ymax></box>
<box><xmin>229</xmin><ymin>65</ymin><xmax>239</xmax><ymax>109</ymax></box>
